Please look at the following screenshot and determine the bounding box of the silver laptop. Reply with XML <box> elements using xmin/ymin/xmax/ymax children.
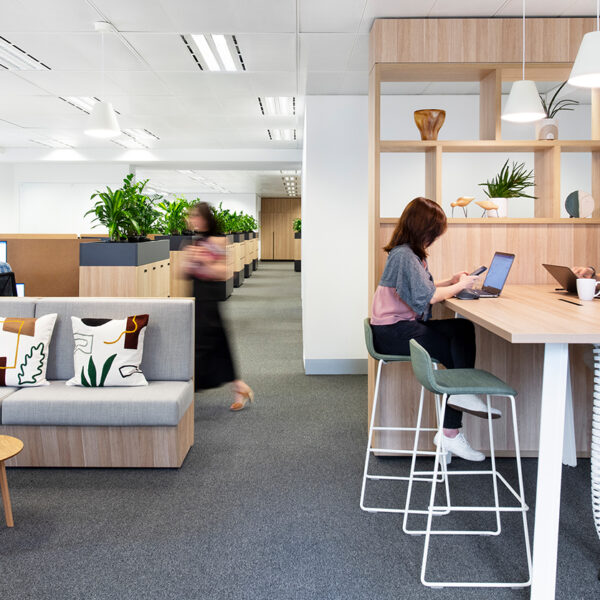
<box><xmin>471</xmin><ymin>252</ymin><xmax>515</xmax><ymax>298</ymax></box>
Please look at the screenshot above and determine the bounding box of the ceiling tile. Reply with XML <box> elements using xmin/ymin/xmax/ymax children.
<box><xmin>428</xmin><ymin>0</ymin><xmax>506</xmax><ymax>18</ymax></box>
<box><xmin>17</xmin><ymin>71</ymin><xmax>125</xmax><ymax>97</ymax></box>
<box><xmin>157</xmin><ymin>0</ymin><xmax>296</xmax><ymax>33</ymax></box>
<box><xmin>359</xmin><ymin>0</ymin><xmax>438</xmax><ymax>33</ymax></box>
<box><xmin>300</xmin><ymin>0</ymin><xmax>366</xmax><ymax>33</ymax></box>
<box><xmin>92</xmin><ymin>0</ymin><xmax>177</xmax><ymax>32</ymax></box>
<box><xmin>0</xmin><ymin>72</ymin><xmax>50</xmax><ymax>95</ymax></box>
<box><xmin>236</xmin><ymin>34</ymin><xmax>296</xmax><ymax>71</ymax></box>
<box><xmin>300</xmin><ymin>34</ymin><xmax>359</xmax><ymax>71</ymax></box>
<box><xmin>0</xmin><ymin>0</ymin><xmax>98</xmax><ymax>32</ymax></box>
<box><xmin>305</xmin><ymin>72</ymin><xmax>344</xmax><ymax>94</ymax></box>
<box><xmin>495</xmin><ymin>0</ymin><xmax>580</xmax><ymax>16</ymax></box>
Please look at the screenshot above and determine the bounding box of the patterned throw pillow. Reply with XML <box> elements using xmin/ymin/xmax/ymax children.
<box><xmin>67</xmin><ymin>314</ymin><xmax>149</xmax><ymax>387</ymax></box>
<box><xmin>0</xmin><ymin>313</ymin><xmax>57</xmax><ymax>387</ymax></box>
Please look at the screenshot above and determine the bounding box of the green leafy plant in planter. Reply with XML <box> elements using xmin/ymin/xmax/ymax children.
<box><xmin>478</xmin><ymin>160</ymin><xmax>536</xmax><ymax>218</ymax></box>
<box><xmin>239</xmin><ymin>213</ymin><xmax>258</xmax><ymax>232</ymax></box>
<box><xmin>293</xmin><ymin>218</ymin><xmax>301</xmax><ymax>233</ymax></box>
<box><xmin>540</xmin><ymin>81</ymin><xmax>579</xmax><ymax>119</ymax></box>
<box><xmin>157</xmin><ymin>196</ymin><xmax>192</xmax><ymax>235</ymax></box>
<box><xmin>86</xmin><ymin>185</ymin><xmax>138</xmax><ymax>242</ymax></box>
<box><xmin>86</xmin><ymin>173</ymin><xmax>161</xmax><ymax>241</ymax></box>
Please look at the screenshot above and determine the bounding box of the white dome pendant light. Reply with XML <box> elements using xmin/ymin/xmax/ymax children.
<box><xmin>502</xmin><ymin>0</ymin><xmax>545</xmax><ymax>123</ymax></box>
<box><xmin>85</xmin><ymin>22</ymin><xmax>120</xmax><ymax>138</ymax></box>
<box><xmin>569</xmin><ymin>0</ymin><xmax>600</xmax><ymax>88</ymax></box>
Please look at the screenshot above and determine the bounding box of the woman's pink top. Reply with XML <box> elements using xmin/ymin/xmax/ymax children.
<box><xmin>371</xmin><ymin>285</ymin><xmax>417</xmax><ymax>325</ymax></box>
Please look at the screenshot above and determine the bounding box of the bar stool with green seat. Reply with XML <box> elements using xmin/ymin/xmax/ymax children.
<box><xmin>360</xmin><ymin>318</ymin><xmax>450</xmax><ymax>532</ymax></box>
<box><xmin>409</xmin><ymin>338</ymin><xmax>532</xmax><ymax>589</ymax></box>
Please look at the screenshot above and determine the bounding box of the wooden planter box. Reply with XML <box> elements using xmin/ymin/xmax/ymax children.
<box><xmin>155</xmin><ymin>235</ymin><xmax>194</xmax><ymax>297</ymax></box>
<box><xmin>294</xmin><ymin>231</ymin><xmax>301</xmax><ymax>272</ymax></box>
<box><xmin>79</xmin><ymin>239</ymin><xmax>170</xmax><ymax>297</ymax></box>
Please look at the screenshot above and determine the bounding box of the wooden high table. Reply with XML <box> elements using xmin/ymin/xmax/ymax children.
<box><xmin>445</xmin><ymin>284</ymin><xmax>600</xmax><ymax>600</ymax></box>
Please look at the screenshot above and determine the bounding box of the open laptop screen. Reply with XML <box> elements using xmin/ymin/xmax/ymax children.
<box><xmin>483</xmin><ymin>252</ymin><xmax>515</xmax><ymax>292</ymax></box>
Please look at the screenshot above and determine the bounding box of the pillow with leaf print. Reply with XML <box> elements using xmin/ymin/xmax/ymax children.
<box><xmin>66</xmin><ymin>314</ymin><xmax>149</xmax><ymax>387</ymax></box>
<box><xmin>0</xmin><ymin>313</ymin><xmax>57</xmax><ymax>387</ymax></box>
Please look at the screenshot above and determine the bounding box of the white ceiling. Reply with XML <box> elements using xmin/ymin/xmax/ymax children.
<box><xmin>137</xmin><ymin>167</ymin><xmax>300</xmax><ymax>197</ymax></box>
<box><xmin>0</xmin><ymin>0</ymin><xmax>596</xmax><ymax>162</ymax></box>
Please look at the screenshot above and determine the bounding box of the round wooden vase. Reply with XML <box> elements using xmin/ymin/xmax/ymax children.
<box><xmin>414</xmin><ymin>109</ymin><xmax>446</xmax><ymax>140</ymax></box>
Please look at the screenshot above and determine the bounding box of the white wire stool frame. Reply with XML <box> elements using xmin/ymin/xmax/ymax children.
<box><xmin>359</xmin><ymin>358</ymin><xmax>452</xmax><ymax>533</ymax></box>
<box><xmin>420</xmin><ymin>392</ymin><xmax>532</xmax><ymax>589</ymax></box>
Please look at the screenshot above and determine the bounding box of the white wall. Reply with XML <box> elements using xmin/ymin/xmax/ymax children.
<box><xmin>302</xmin><ymin>96</ymin><xmax>369</xmax><ymax>374</ymax></box>
<box><xmin>302</xmin><ymin>94</ymin><xmax>593</xmax><ymax>374</ymax></box>
<box><xmin>1</xmin><ymin>163</ymin><xmax>130</xmax><ymax>234</ymax></box>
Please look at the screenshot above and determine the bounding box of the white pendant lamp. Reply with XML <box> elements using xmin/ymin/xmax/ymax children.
<box><xmin>84</xmin><ymin>101</ymin><xmax>120</xmax><ymax>138</ymax></box>
<box><xmin>568</xmin><ymin>0</ymin><xmax>600</xmax><ymax>88</ymax></box>
<box><xmin>501</xmin><ymin>0</ymin><xmax>545</xmax><ymax>123</ymax></box>
<box><xmin>85</xmin><ymin>23</ymin><xmax>120</xmax><ymax>138</ymax></box>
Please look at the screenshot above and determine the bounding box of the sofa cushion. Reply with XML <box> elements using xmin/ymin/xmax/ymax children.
<box><xmin>0</xmin><ymin>313</ymin><xmax>57</xmax><ymax>387</ymax></box>
<box><xmin>1</xmin><ymin>379</ymin><xmax>194</xmax><ymax>426</ymax></box>
<box><xmin>67</xmin><ymin>314</ymin><xmax>149</xmax><ymax>387</ymax></box>
<box><xmin>34</xmin><ymin>298</ymin><xmax>194</xmax><ymax>382</ymax></box>
<box><xmin>0</xmin><ymin>386</ymin><xmax>18</xmax><ymax>422</ymax></box>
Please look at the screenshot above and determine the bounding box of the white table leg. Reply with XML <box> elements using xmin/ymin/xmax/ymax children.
<box><xmin>562</xmin><ymin>362</ymin><xmax>577</xmax><ymax>467</ymax></box>
<box><xmin>531</xmin><ymin>343</ymin><xmax>569</xmax><ymax>600</ymax></box>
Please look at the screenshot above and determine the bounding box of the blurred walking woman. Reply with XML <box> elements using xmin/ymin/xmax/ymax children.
<box><xmin>184</xmin><ymin>202</ymin><xmax>254</xmax><ymax>411</ymax></box>
<box><xmin>371</xmin><ymin>197</ymin><xmax>502</xmax><ymax>462</ymax></box>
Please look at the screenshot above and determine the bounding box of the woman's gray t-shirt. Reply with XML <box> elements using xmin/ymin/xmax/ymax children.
<box><xmin>378</xmin><ymin>244</ymin><xmax>436</xmax><ymax>320</ymax></box>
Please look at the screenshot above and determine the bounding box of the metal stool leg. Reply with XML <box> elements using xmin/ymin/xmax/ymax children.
<box><xmin>360</xmin><ymin>359</ymin><xmax>384</xmax><ymax>512</ymax></box>
<box><xmin>421</xmin><ymin>394</ymin><xmax>532</xmax><ymax>588</ymax></box>
<box><xmin>487</xmin><ymin>394</ymin><xmax>502</xmax><ymax>536</ymax></box>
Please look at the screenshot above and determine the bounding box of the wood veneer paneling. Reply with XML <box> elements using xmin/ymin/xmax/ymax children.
<box><xmin>260</xmin><ymin>198</ymin><xmax>300</xmax><ymax>260</ymax></box>
<box><xmin>4</xmin><ymin>237</ymin><xmax>80</xmax><ymax>296</ymax></box>
<box><xmin>1</xmin><ymin>404</ymin><xmax>194</xmax><ymax>468</ymax></box>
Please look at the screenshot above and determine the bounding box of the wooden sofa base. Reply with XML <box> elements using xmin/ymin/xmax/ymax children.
<box><xmin>0</xmin><ymin>404</ymin><xmax>194</xmax><ymax>468</ymax></box>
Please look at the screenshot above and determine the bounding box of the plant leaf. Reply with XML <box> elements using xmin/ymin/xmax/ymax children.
<box><xmin>87</xmin><ymin>355</ymin><xmax>97</xmax><ymax>387</ymax></box>
<box><xmin>99</xmin><ymin>354</ymin><xmax>117</xmax><ymax>387</ymax></box>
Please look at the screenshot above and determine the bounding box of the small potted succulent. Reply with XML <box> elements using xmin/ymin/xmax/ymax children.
<box><xmin>537</xmin><ymin>81</ymin><xmax>579</xmax><ymax>140</ymax></box>
<box><xmin>478</xmin><ymin>160</ymin><xmax>536</xmax><ymax>218</ymax></box>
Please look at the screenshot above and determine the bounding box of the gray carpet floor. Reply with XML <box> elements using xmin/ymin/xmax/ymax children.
<box><xmin>1</xmin><ymin>262</ymin><xmax>599</xmax><ymax>599</ymax></box>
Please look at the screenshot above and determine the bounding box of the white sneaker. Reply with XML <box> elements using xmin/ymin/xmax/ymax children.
<box><xmin>434</xmin><ymin>432</ymin><xmax>485</xmax><ymax>462</ymax></box>
<box><xmin>447</xmin><ymin>394</ymin><xmax>502</xmax><ymax>420</ymax></box>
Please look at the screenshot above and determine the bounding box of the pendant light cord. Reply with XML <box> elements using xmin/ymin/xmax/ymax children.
<box><xmin>522</xmin><ymin>0</ymin><xmax>526</xmax><ymax>80</ymax></box>
<box><xmin>597</xmin><ymin>0</ymin><xmax>599</xmax><ymax>31</ymax></box>
<box><xmin>101</xmin><ymin>31</ymin><xmax>105</xmax><ymax>100</ymax></box>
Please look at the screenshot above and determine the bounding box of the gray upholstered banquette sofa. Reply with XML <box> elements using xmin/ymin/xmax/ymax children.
<box><xmin>0</xmin><ymin>297</ymin><xmax>194</xmax><ymax>468</ymax></box>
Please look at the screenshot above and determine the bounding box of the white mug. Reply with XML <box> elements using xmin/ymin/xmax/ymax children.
<box><xmin>576</xmin><ymin>278</ymin><xmax>600</xmax><ymax>301</ymax></box>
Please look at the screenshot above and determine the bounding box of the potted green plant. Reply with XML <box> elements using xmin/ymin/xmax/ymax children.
<box><xmin>155</xmin><ymin>196</ymin><xmax>194</xmax><ymax>250</ymax></box>
<box><xmin>81</xmin><ymin>174</ymin><xmax>169</xmax><ymax>268</ymax></box>
<box><xmin>293</xmin><ymin>218</ymin><xmax>301</xmax><ymax>272</ymax></box>
<box><xmin>537</xmin><ymin>81</ymin><xmax>579</xmax><ymax>140</ymax></box>
<box><xmin>478</xmin><ymin>160</ymin><xmax>536</xmax><ymax>218</ymax></box>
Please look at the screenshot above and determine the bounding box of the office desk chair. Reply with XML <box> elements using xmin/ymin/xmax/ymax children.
<box><xmin>0</xmin><ymin>272</ymin><xmax>17</xmax><ymax>296</ymax></box>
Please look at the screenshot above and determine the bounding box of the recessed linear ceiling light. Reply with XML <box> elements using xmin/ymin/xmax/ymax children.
<box><xmin>261</xmin><ymin>97</ymin><xmax>295</xmax><ymax>116</ymax></box>
<box><xmin>190</xmin><ymin>34</ymin><xmax>244</xmax><ymax>72</ymax></box>
<box><xmin>0</xmin><ymin>36</ymin><xmax>50</xmax><ymax>70</ymax></box>
<box><xmin>123</xmin><ymin>128</ymin><xmax>159</xmax><ymax>141</ymax></box>
<box><xmin>111</xmin><ymin>136</ymin><xmax>148</xmax><ymax>150</ymax></box>
<box><xmin>281</xmin><ymin>170</ymin><xmax>300</xmax><ymax>176</ymax></box>
<box><xmin>61</xmin><ymin>96</ymin><xmax>97</xmax><ymax>113</ymax></box>
<box><xmin>268</xmin><ymin>129</ymin><xmax>296</xmax><ymax>141</ymax></box>
<box><xmin>30</xmin><ymin>137</ymin><xmax>74</xmax><ymax>149</ymax></box>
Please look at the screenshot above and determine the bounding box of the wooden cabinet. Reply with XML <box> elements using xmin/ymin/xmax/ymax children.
<box><xmin>80</xmin><ymin>260</ymin><xmax>171</xmax><ymax>297</ymax></box>
<box><xmin>260</xmin><ymin>198</ymin><xmax>301</xmax><ymax>260</ymax></box>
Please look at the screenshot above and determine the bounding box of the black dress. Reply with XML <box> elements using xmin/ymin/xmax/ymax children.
<box><xmin>193</xmin><ymin>277</ymin><xmax>237</xmax><ymax>390</ymax></box>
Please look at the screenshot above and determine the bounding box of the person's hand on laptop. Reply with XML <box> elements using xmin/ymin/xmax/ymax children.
<box><xmin>450</xmin><ymin>270</ymin><xmax>469</xmax><ymax>284</ymax></box>
<box><xmin>459</xmin><ymin>274</ymin><xmax>480</xmax><ymax>289</ymax></box>
<box><xmin>573</xmin><ymin>266</ymin><xmax>595</xmax><ymax>278</ymax></box>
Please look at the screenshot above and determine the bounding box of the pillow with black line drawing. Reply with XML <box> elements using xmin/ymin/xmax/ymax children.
<box><xmin>0</xmin><ymin>313</ymin><xmax>57</xmax><ymax>387</ymax></box>
<box><xmin>66</xmin><ymin>314</ymin><xmax>149</xmax><ymax>387</ymax></box>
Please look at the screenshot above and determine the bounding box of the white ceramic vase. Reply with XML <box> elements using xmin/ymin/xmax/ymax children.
<box><xmin>536</xmin><ymin>118</ymin><xmax>559</xmax><ymax>140</ymax></box>
<box><xmin>488</xmin><ymin>197</ymin><xmax>508</xmax><ymax>218</ymax></box>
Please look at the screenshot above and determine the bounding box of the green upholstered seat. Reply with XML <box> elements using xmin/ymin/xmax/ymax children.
<box><xmin>364</xmin><ymin>318</ymin><xmax>441</xmax><ymax>364</ymax></box>
<box><xmin>409</xmin><ymin>339</ymin><xmax>517</xmax><ymax>397</ymax></box>
<box><xmin>364</xmin><ymin>318</ymin><xmax>411</xmax><ymax>363</ymax></box>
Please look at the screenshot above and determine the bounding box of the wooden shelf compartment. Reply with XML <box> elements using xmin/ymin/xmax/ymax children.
<box><xmin>380</xmin><ymin>140</ymin><xmax>600</xmax><ymax>153</ymax></box>
<box><xmin>380</xmin><ymin>217</ymin><xmax>600</xmax><ymax>225</ymax></box>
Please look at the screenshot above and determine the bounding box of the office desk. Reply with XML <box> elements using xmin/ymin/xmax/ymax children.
<box><xmin>445</xmin><ymin>284</ymin><xmax>600</xmax><ymax>600</ymax></box>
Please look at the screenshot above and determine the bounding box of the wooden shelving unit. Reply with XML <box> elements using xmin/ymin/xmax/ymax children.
<box><xmin>367</xmin><ymin>17</ymin><xmax>600</xmax><ymax>458</ymax></box>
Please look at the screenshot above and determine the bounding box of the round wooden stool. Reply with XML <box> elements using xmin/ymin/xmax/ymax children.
<box><xmin>0</xmin><ymin>435</ymin><xmax>24</xmax><ymax>527</ymax></box>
